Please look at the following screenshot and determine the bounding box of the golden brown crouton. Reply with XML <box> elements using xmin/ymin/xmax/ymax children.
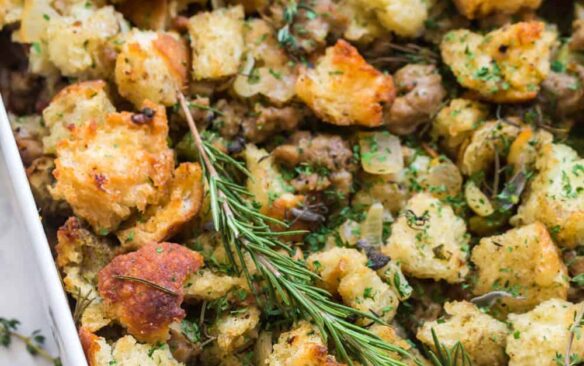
<box><xmin>441</xmin><ymin>21</ymin><xmax>556</xmax><ymax>103</ymax></box>
<box><xmin>453</xmin><ymin>0</ymin><xmax>542</xmax><ymax>19</ymax></box>
<box><xmin>184</xmin><ymin>270</ymin><xmax>247</xmax><ymax>301</ymax></box>
<box><xmin>80</xmin><ymin>328</ymin><xmax>184</xmax><ymax>366</ymax></box>
<box><xmin>383</xmin><ymin>193</ymin><xmax>470</xmax><ymax>283</ymax></box>
<box><xmin>431</xmin><ymin>98</ymin><xmax>489</xmax><ymax>156</ymax></box>
<box><xmin>50</xmin><ymin>101</ymin><xmax>174</xmax><ymax>233</ymax></box>
<box><xmin>350</xmin><ymin>0</ymin><xmax>428</xmax><ymax>38</ymax></box>
<box><xmin>45</xmin><ymin>5</ymin><xmax>124</xmax><ymax>78</ymax></box>
<box><xmin>506</xmin><ymin>299</ymin><xmax>584</xmax><ymax>366</ymax></box>
<box><xmin>115</xmin><ymin>30</ymin><xmax>189</xmax><ymax>107</ymax></box>
<box><xmin>212</xmin><ymin>307</ymin><xmax>261</xmax><ymax>353</ymax></box>
<box><xmin>307</xmin><ymin>248</ymin><xmax>399</xmax><ymax>323</ymax></box>
<box><xmin>512</xmin><ymin>143</ymin><xmax>584</xmax><ymax>248</ymax></box>
<box><xmin>98</xmin><ymin>242</ymin><xmax>203</xmax><ymax>343</ymax></box>
<box><xmin>417</xmin><ymin>301</ymin><xmax>508</xmax><ymax>366</ymax></box>
<box><xmin>296</xmin><ymin>40</ymin><xmax>395</xmax><ymax>127</ymax></box>
<box><xmin>471</xmin><ymin>223</ymin><xmax>568</xmax><ymax>313</ymax></box>
<box><xmin>0</xmin><ymin>0</ymin><xmax>22</xmax><ymax>30</ymax></box>
<box><xmin>42</xmin><ymin>80</ymin><xmax>115</xmax><ymax>154</ymax></box>
<box><xmin>117</xmin><ymin>163</ymin><xmax>204</xmax><ymax>249</ymax></box>
<box><xmin>267</xmin><ymin>321</ymin><xmax>344</xmax><ymax>366</ymax></box>
<box><xmin>188</xmin><ymin>6</ymin><xmax>245</xmax><ymax>80</ymax></box>
<box><xmin>56</xmin><ymin>217</ymin><xmax>115</xmax><ymax>332</ymax></box>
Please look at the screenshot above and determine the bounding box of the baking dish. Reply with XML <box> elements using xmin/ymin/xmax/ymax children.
<box><xmin>0</xmin><ymin>96</ymin><xmax>87</xmax><ymax>366</ymax></box>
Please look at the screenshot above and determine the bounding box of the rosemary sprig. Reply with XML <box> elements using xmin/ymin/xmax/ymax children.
<box><xmin>0</xmin><ymin>318</ymin><xmax>62</xmax><ymax>366</ymax></box>
<box><xmin>428</xmin><ymin>329</ymin><xmax>472</xmax><ymax>366</ymax></box>
<box><xmin>565</xmin><ymin>304</ymin><xmax>584</xmax><ymax>366</ymax></box>
<box><xmin>113</xmin><ymin>275</ymin><xmax>178</xmax><ymax>296</ymax></box>
<box><xmin>177</xmin><ymin>92</ymin><xmax>419</xmax><ymax>366</ymax></box>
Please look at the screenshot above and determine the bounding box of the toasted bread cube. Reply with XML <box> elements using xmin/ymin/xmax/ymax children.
<box><xmin>417</xmin><ymin>301</ymin><xmax>508</xmax><ymax>366</ymax></box>
<box><xmin>453</xmin><ymin>0</ymin><xmax>542</xmax><ymax>19</ymax></box>
<box><xmin>56</xmin><ymin>217</ymin><xmax>115</xmax><ymax>332</ymax></box>
<box><xmin>117</xmin><ymin>163</ymin><xmax>204</xmax><ymax>249</ymax></box>
<box><xmin>98</xmin><ymin>243</ymin><xmax>203</xmax><ymax>343</ymax></box>
<box><xmin>431</xmin><ymin>99</ymin><xmax>489</xmax><ymax>156</ymax></box>
<box><xmin>184</xmin><ymin>270</ymin><xmax>247</xmax><ymax>301</ymax></box>
<box><xmin>307</xmin><ymin>248</ymin><xmax>399</xmax><ymax>323</ymax></box>
<box><xmin>212</xmin><ymin>307</ymin><xmax>260</xmax><ymax>352</ymax></box>
<box><xmin>506</xmin><ymin>299</ymin><xmax>584</xmax><ymax>366</ymax></box>
<box><xmin>46</xmin><ymin>5</ymin><xmax>123</xmax><ymax>78</ymax></box>
<box><xmin>351</xmin><ymin>0</ymin><xmax>428</xmax><ymax>38</ymax></box>
<box><xmin>512</xmin><ymin>143</ymin><xmax>584</xmax><ymax>248</ymax></box>
<box><xmin>115</xmin><ymin>30</ymin><xmax>189</xmax><ymax>107</ymax></box>
<box><xmin>382</xmin><ymin>193</ymin><xmax>470</xmax><ymax>283</ymax></box>
<box><xmin>268</xmin><ymin>321</ymin><xmax>343</xmax><ymax>366</ymax></box>
<box><xmin>50</xmin><ymin>101</ymin><xmax>174</xmax><ymax>233</ymax></box>
<box><xmin>296</xmin><ymin>39</ymin><xmax>395</xmax><ymax>127</ymax></box>
<box><xmin>42</xmin><ymin>80</ymin><xmax>115</xmax><ymax>154</ymax></box>
<box><xmin>80</xmin><ymin>328</ymin><xmax>183</xmax><ymax>366</ymax></box>
<box><xmin>471</xmin><ymin>223</ymin><xmax>568</xmax><ymax>313</ymax></box>
<box><xmin>0</xmin><ymin>0</ymin><xmax>22</xmax><ymax>30</ymax></box>
<box><xmin>188</xmin><ymin>5</ymin><xmax>244</xmax><ymax>80</ymax></box>
<box><xmin>441</xmin><ymin>22</ymin><xmax>556</xmax><ymax>103</ymax></box>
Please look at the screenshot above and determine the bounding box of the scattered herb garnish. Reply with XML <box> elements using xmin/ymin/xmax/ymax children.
<box><xmin>0</xmin><ymin>318</ymin><xmax>61</xmax><ymax>365</ymax></box>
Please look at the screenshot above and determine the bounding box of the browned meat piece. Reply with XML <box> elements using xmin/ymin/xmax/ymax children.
<box><xmin>541</xmin><ymin>66</ymin><xmax>584</xmax><ymax>116</ymax></box>
<box><xmin>242</xmin><ymin>105</ymin><xmax>304</xmax><ymax>143</ymax></box>
<box><xmin>385</xmin><ymin>64</ymin><xmax>447</xmax><ymax>135</ymax></box>
<box><xmin>272</xmin><ymin>132</ymin><xmax>356</xmax><ymax>195</ymax></box>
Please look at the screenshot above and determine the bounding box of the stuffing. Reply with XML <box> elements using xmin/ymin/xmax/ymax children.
<box><xmin>431</xmin><ymin>99</ymin><xmax>489</xmax><ymax>156</ymax></box>
<box><xmin>0</xmin><ymin>0</ymin><xmax>22</xmax><ymax>30</ymax></box>
<box><xmin>232</xmin><ymin>19</ymin><xmax>297</xmax><ymax>104</ymax></box>
<box><xmin>471</xmin><ymin>223</ymin><xmax>568</xmax><ymax>313</ymax></box>
<box><xmin>98</xmin><ymin>242</ymin><xmax>203</xmax><ymax>343</ymax></box>
<box><xmin>184</xmin><ymin>270</ymin><xmax>247</xmax><ymax>301</ymax></box>
<box><xmin>506</xmin><ymin>299</ymin><xmax>584</xmax><ymax>366</ymax></box>
<box><xmin>115</xmin><ymin>30</ymin><xmax>189</xmax><ymax>107</ymax></box>
<box><xmin>370</xmin><ymin>324</ymin><xmax>429</xmax><ymax>366</ymax></box>
<box><xmin>45</xmin><ymin>5</ymin><xmax>125</xmax><ymax>78</ymax></box>
<box><xmin>506</xmin><ymin>126</ymin><xmax>553</xmax><ymax>173</ymax></box>
<box><xmin>382</xmin><ymin>193</ymin><xmax>470</xmax><ymax>283</ymax></box>
<box><xmin>458</xmin><ymin>120</ymin><xmax>520</xmax><ymax>176</ymax></box>
<box><xmin>512</xmin><ymin>143</ymin><xmax>584</xmax><ymax>248</ymax></box>
<box><xmin>416</xmin><ymin>301</ymin><xmax>508</xmax><ymax>366</ymax></box>
<box><xmin>42</xmin><ymin>80</ymin><xmax>115</xmax><ymax>154</ymax></box>
<box><xmin>50</xmin><ymin>101</ymin><xmax>174</xmax><ymax>233</ymax></box>
<box><xmin>452</xmin><ymin>0</ymin><xmax>542</xmax><ymax>19</ymax></box>
<box><xmin>267</xmin><ymin>321</ymin><xmax>343</xmax><ymax>366</ymax></box>
<box><xmin>541</xmin><ymin>67</ymin><xmax>584</xmax><ymax>116</ymax></box>
<box><xmin>385</xmin><ymin>64</ymin><xmax>447</xmax><ymax>136</ymax></box>
<box><xmin>26</xmin><ymin>157</ymin><xmax>70</xmax><ymax>216</ymax></box>
<box><xmin>350</xmin><ymin>0</ymin><xmax>428</xmax><ymax>38</ymax></box>
<box><xmin>241</xmin><ymin>105</ymin><xmax>304</xmax><ymax>143</ymax></box>
<box><xmin>245</xmin><ymin>144</ymin><xmax>291</xmax><ymax>212</ymax></box>
<box><xmin>307</xmin><ymin>247</ymin><xmax>399</xmax><ymax>323</ymax></box>
<box><xmin>337</xmin><ymin>0</ymin><xmax>386</xmax><ymax>44</ymax></box>
<box><xmin>115</xmin><ymin>0</ymin><xmax>169</xmax><ymax>31</ymax></box>
<box><xmin>188</xmin><ymin>6</ymin><xmax>244</xmax><ymax>80</ymax></box>
<box><xmin>9</xmin><ymin>113</ymin><xmax>48</xmax><ymax>165</ymax></box>
<box><xmin>296</xmin><ymin>40</ymin><xmax>395</xmax><ymax>127</ymax></box>
<box><xmin>56</xmin><ymin>217</ymin><xmax>115</xmax><ymax>332</ymax></box>
<box><xmin>80</xmin><ymin>328</ymin><xmax>184</xmax><ymax>366</ymax></box>
<box><xmin>211</xmin><ymin>306</ymin><xmax>260</xmax><ymax>352</ymax></box>
<box><xmin>441</xmin><ymin>21</ymin><xmax>557</xmax><ymax>103</ymax></box>
<box><xmin>271</xmin><ymin>131</ymin><xmax>356</xmax><ymax>195</ymax></box>
<box><xmin>117</xmin><ymin>163</ymin><xmax>204</xmax><ymax>249</ymax></box>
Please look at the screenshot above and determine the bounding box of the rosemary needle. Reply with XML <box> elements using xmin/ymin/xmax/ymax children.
<box><xmin>177</xmin><ymin>91</ymin><xmax>419</xmax><ymax>366</ymax></box>
<box><xmin>113</xmin><ymin>275</ymin><xmax>178</xmax><ymax>296</ymax></box>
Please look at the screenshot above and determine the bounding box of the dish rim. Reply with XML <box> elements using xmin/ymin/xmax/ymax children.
<box><xmin>0</xmin><ymin>97</ymin><xmax>88</xmax><ymax>366</ymax></box>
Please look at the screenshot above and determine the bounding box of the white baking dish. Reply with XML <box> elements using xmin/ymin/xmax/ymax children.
<box><xmin>0</xmin><ymin>97</ymin><xmax>87</xmax><ymax>366</ymax></box>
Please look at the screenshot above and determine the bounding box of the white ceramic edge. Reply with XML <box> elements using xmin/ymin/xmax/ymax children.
<box><xmin>0</xmin><ymin>98</ymin><xmax>87</xmax><ymax>366</ymax></box>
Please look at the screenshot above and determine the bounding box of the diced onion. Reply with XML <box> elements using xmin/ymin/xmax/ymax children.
<box><xmin>254</xmin><ymin>331</ymin><xmax>273</xmax><ymax>366</ymax></box>
<box><xmin>359</xmin><ymin>132</ymin><xmax>403</xmax><ymax>175</ymax></box>
<box><xmin>338</xmin><ymin>219</ymin><xmax>361</xmax><ymax>246</ymax></box>
<box><xmin>425</xmin><ymin>158</ymin><xmax>463</xmax><ymax>199</ymax></box>
<box><xmin>361</xmin><ymin>202</ymin><xmax>384</xmax><ymax>247</ymax></box>
<box><xmin>465</xmin><ymin>181</ymin><xmax>494</xmax><ymax>217</ymax></box>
